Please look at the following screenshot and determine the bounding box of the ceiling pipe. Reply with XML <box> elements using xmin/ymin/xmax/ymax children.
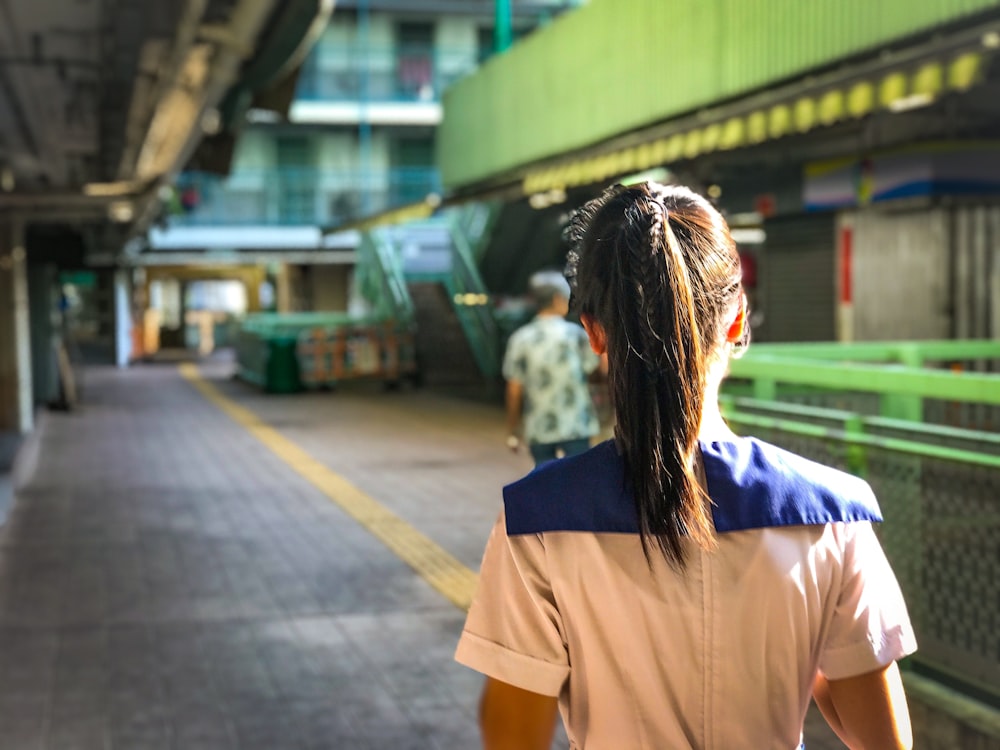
<box><xmin>117</xmin><ymin>0</ymin><xmax>210</xmax><ymax>180</ymax></box>
<box><xmin>127</xmin><ymin>0</ymin><xmax>280</xmax><ymax>245</ymax></box>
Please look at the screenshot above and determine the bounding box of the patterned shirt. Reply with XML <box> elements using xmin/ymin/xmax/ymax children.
<box><xmin>502</xmin><ymin>316</ymin><xmax>600</xmax><ymax>445</ymax></box>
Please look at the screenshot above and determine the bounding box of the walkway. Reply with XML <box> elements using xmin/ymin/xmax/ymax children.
<box><xmin>0</xmin><ymin>361</ymin><xmax>842</xmax><ymax>749</ymax></box>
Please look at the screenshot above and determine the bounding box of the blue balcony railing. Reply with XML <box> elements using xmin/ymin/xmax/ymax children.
<box><xmin>295</xmin><ymin>45</ymin><xmax>478</xmax><ymax>103</ymax></box>
<box><xmin>168</xmin><ymin>168</ymin><xmax>442</xmax><ymax>227</ymax></box>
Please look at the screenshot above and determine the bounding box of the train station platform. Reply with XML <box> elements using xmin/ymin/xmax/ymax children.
<box><xmin>0</xmin><ymin>360</ymin><xmax>846</xmax><ymax>749</ymax></box>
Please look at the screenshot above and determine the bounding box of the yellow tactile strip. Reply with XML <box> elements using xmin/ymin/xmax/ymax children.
<box><xmin>179</xmin><ymin>364</ymin><xmax>479</xmax><ymax>611</ymax></box>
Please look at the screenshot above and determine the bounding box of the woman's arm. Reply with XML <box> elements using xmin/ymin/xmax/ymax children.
<box><xmin>812</xmin><ymin>661</ymin><xmax>912</xmax><ymax>750</ymax></box>
<box><xmin>479</xmin><ymin>677</ymin><xmax>559</xmax><ymax>750</ymax></box>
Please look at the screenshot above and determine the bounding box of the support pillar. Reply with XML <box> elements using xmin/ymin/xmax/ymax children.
<box><xmin>0</xmin><ymin>217</ymin><xmax>32</xmax><ymax>434</ymax></box>
<box><xmin>114</xmin><ymin>269</ymin><xmax>132</xmax><ymax>368</ymax></box>
<box><xmin>494</xmin><ymin>0</ymin><xmax>512</xmax><ymax>52</ymax></box>
<box><xmin>275</xmin><ymin>263</ymin><xmax>292</xmax><ymax>313</ymax></box>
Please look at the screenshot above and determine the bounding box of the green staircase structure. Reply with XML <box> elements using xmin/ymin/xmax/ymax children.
<box><xmin>362</xmin><ymin>203</ymin><xmax>504</xmax><ymax>387</ymax></box>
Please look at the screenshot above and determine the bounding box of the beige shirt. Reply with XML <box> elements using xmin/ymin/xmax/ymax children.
<box><xmin>456</xmin><ymin>439</ymin><xmax>917</xmax><ymax>749</ymax></box>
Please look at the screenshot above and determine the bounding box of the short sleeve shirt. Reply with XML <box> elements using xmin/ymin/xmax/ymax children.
<box><xmin>502</xmin><ymin>316</ymin><xmax>600</xmax><ymax>444</ymax></box>
<box><xmin>455</xmin><ymin>438</ymin><xmax>917</xmax><ymax>750</ymax></box>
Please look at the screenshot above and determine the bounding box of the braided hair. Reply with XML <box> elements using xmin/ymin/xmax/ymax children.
<box><xmin>565</xmin><ymin>182</ymin><xmax>745</xmax><ymax>567</ymax></box>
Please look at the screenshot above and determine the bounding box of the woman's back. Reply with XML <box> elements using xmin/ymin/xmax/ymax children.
<box><xmin>459</xmin><ymin>437</ymin><xmax>914</xmax><ymax>748</ymax></box>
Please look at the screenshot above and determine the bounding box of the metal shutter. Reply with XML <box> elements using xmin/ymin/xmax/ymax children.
<box><xmin>758</xmin><ymin>214</ymin><xmax>836</xmax><ymax>342</ymax></box>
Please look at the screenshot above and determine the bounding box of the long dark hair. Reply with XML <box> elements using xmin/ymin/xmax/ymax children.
<box><xmin>565</xmin><ymin>182</ymin><xmax>744</xmax><ymax>567</ymax></box>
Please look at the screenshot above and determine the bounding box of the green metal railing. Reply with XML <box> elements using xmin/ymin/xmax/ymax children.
<box><xmin>446</xmin><ymin>213</ymin><xmax>501</xmax><ymax>379</ymax></box>
<box><xmin>455</xmin><ymin>200</ymin><xmax>502</xmax><ymax>263</ymax></box>
<box><xmin>169</xmin><ymin>168</ymin><xmax>442</xmax><ymax>227</ymax></box>
<box><xmin>729</xmin><ymin>340</ymin><xmax>1000</xmax><ymax>427</ymax></box>
<box><xmin>297</xmin><ymin>44</ymin><xmax>479</xmax><ymax>103</ymax></box>
<box><xmin>721</xmin><ymin>396</ymin><xmax>1000</xmax><ymax>703</ymax></box>
<box><xmin>719</xmin><ymin>340</ymin><xmax>1000</xmax><ymax>703</ymax></box>
<box><xmin>356</xmin><ymin>229</ymin><xmax>415</xmax><ymax>325</ymax></box>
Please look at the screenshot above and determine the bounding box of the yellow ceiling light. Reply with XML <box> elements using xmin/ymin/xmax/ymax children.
<box><xmin>912</xmin><ymin>61</ymin><xmax>943</xmax><ymax>97</ymax></box>
<box><xmin>847</xmin><ymin>81</ymin><xmax>875</xmax><ymax>118</ymax></box>
<box><xmin>721</xmin><ymin>117</ymin><xmax>745</xmax><ymax>150</ymax></box>
<box><xmin>666</xmin><ymin>134</ymin><xmax>686</xmax><ymax>162</ymax></box>
<box><xmin>949</xmin><ymin>52</ymin><xmax>981</xmax><ymax>91</ymax></box>
<box><xmin>819</xmin><ymin>89</ymin><xmax>845</xmax><ymax>125</ymax></box>
<box><xmin>617</xmin><ymin>148</ymin><xmax>637</xmax><ymax>176</ymax></box>
<box><xmin>683</xmin><ymin>130</ymin><xmax>702</xmax><ymax>159</ymax></box>
<box><xmin>794</xmin><ymin>97</ymin><xmax>816</xmax><ymax>132</ymax></box>
<box><xmin>768</xmin><ymin>104</ymin><xmax>791</xmax><ymax>138</ymax></box>
<box><xmin>652</xmin><ymin>138</ymin><xmax>672</xmax><ymax>164</ymax></box>
<box><xmin>879</xmin><ymin>72</ymin><xmax>908</xmax><ymax>107</ymax></box>
<box><xmin>747</xmin><ymin>111</ymin><xmax>768</xmax><ymax>144</ymax></box>
<box><xmin>701</xmin><ymin>123</ymin><xmax>722</xmax><ymax>152</ymax></box>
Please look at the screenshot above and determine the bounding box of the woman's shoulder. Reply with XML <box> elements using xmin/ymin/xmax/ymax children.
<box><xmin>503</xmin><ymin>441</ymin><xmax>637</xmax><ymax>536</ymax></box>
<box><xmin>701</xmin><ymin>436</ymin><xmax>882</xmax><ymax>533</ymax></box>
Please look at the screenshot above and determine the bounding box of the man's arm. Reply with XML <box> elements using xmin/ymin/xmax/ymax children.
<box><xmin>505</xmin><ymin>379</ymin><xmax>524</xmax><ymax>452</ymax></box>
<box><xmin>812</xmin><ymin>661</ymin><xmax>912</xmax><ymax>750</ymax></box>
<box><xmin>479</xmin><ymin>677</ymin><xmax>558</xmax><ymax>750</ymax></box>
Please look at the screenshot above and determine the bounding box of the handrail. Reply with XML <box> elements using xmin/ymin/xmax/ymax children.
<box><xmin>296</xmin><ymin>44</ymin><xmax>479</xmax><ymax>102</ymax></box>
<box><xmin>446</xmin><ymin>215</ymin><xmax>501</xmax><ymax>379</ymax></box>
<box><xmin>355</xmin><ymin>229</ymin><xmax>414</xmax><ymax>324</ymax></box>
<box><xmin>724</xmin><ymin>395</ymin><xmax>1000</xmax><ymax>447</ymax></box>
<box><xmin>723</xmin><ymin>408</ymin><xmax>1000</xmax><ymax>469</ymax></box>
<box><xmin>455</xmin><ymin>201</ymin><xmax>501</xmax><ymax>262</ymax></box>
<box><xmin>719</xmin><ymin>365</ymin><xmax>1000</xmax><ymax>705</ymax></box>
<box><xmin>169</xmin><ymin>168</ymin><xmax>442</xmax><ymax>227</ymax></box>
<box><xmin>730</xmin><ymin>354</ymin><xmax>1000</xmax><ymax>405</ymax></box>
<box><xmin>748</xmin><ymin>340</ymin><xmax>1000</xmax><ymax>363</ymax></box>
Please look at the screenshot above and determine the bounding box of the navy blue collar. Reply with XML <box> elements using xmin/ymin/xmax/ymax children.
<box><xmin>504</xmin><ymin>437</ymin><xmax>881</xmax><ymax>536</ymax></box>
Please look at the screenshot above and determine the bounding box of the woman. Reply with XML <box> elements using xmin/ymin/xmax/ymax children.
<box><xmin>455</xmin><ymin>182</ymin><xmax>916</xmax><ymax>749</ymax></box>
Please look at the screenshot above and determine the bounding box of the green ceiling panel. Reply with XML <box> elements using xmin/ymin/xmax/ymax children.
<box><xmin>439</xmin><ymin>0</ymin><xmax>1000</xmax><ymax>190</ymax></box>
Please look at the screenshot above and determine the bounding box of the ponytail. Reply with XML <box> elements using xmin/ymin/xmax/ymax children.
<box><xmin>567</xmin><ymin>183</ymin><xmax>739</xmax><ymax>567</ymax></box>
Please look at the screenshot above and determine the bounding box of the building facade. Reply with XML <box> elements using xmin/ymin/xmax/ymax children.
<box><xmin>148</xmin><ymin>1</ymin><xmax>580</xmax><ymax>314</ymax></box>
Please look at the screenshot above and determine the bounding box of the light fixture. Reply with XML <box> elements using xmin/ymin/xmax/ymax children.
<box><xmin>454</xmin><ymin>293</ymin><xmax>489</xmax><ymax>306</ymax></box>
<box><xmin>888</xmin><ymin>93</ymin><xmax>934</xmax><ymax>113</ymax></box>
<box><xmin>108</xmin><ymin>201</ymin><xmax>135</xmax><ymax>223</ymax></box>
<box><xmin>84</xmin><ymin>181</ymin><xmax>139</xmax><ymax>197</ymax></box>
<box><xmin>246</xmin><ymin>108</ymin><xmax>283</xmax><ymax>124</ymax></box>
<box><xmin>529</xmin><ymin>188</ymin><xmax>567</xmax><ymax>210</ymax></box>
<box><xmin>731</xmin><ymin>228</ymin><xmax>766</xmax><ymax>244</ymax></box>
<box><xmin>620</xmin><ymin>167</ymin><xmax>670</xmax><ymax>186</ymax></box>
<box><xmin>201</xmin><ymin>108</ymin><xmax>222</xmax><ymax>135</ymax></box>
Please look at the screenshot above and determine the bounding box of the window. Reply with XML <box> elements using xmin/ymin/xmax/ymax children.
<box><xmin>395</xmin><ymin>22</ymin><xmax>434</xmax><ymax>100</ymax></box>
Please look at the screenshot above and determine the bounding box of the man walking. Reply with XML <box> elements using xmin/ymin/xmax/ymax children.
<box><xmin>503</xmin><ymin>271</ymin><xmax>604</xmax><ymax>464</ymax></box>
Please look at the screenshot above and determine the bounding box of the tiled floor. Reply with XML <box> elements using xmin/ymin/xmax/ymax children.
<box><xmin>0</xmin><ymin>362</ymin><xmax>845</xmax><ymax>749</ymax></box>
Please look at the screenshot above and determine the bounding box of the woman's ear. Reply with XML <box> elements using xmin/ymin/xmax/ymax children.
<box><xmin>725</xmin><ymin>295</ymin><xmax>747</xmax><ymax>343</ymax></box>
<box><xmin>580</xmin><ymin>314</ymin><xmax>607</xmax><ymax>355</ymax></box>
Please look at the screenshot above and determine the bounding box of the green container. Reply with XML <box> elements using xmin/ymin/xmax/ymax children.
<box><xmin>264</xmin><ymin>337</ymin><xmax>301</xmax><ymax>394</ymax></box>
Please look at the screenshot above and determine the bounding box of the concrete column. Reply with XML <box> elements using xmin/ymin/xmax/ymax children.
<box><xmin>275</xmin><ymin>263</ymin><xmax>292</xmax><ymax>313</ymax></box>
<box><xmin>27</xmin><ymin>263</ymin><xmax>58</xmax><ymax>405</ymax></box>
<box><xmin>114</xmin><ymin>269</ymin><xmax>132</xmax><ymax>368</ymax></box>
<box><xmin>0</xmin><ymin>217</ymin><xmax>33</xmax><ymax>434</ymax></box>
